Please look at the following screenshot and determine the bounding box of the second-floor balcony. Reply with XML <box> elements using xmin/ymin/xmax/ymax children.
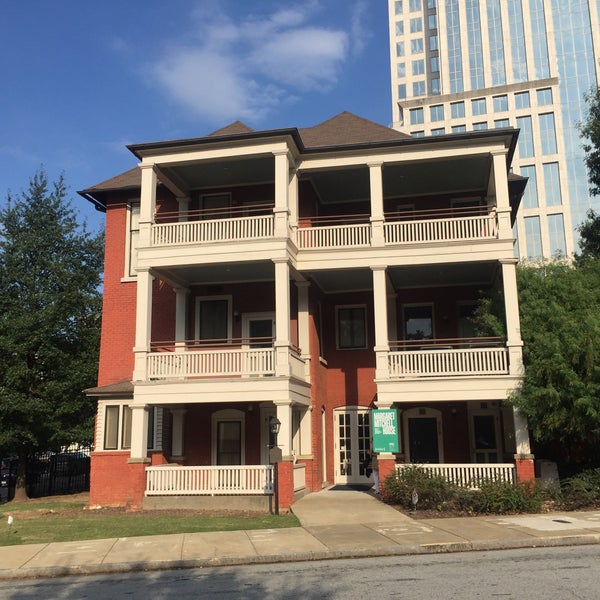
<box><xmin>149</xmin><ymin>205</ymin><xmax>498</xmax><ymax>250</ymax></box>
<box><xmin>386</xmin><ymin>337</ymin><xmax>508</xmax><ymax>378</ymax></box>
<box><xmin>145</xmin><ymin>337</ymin><xmax>306</xmax><ymax>381</ymax></box>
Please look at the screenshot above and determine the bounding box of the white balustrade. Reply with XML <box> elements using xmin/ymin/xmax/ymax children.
<box><xmin>395</xmin><ymin>463</ymin><xmax>516</xmax><ymax>489</ymax></box>
<box><xmin>296</xmin><ymin>223</ymin><xmax>372</xmax><ymax>249</ymax></box>
<box><xmin>146</xmin><ymin>465</ymin><xmax>274</xmax><ymax>496</ymax></box>
<box><xmin>384</xmin><ymin>213</ymin><xmax>497</xmax><ymax>245</ymax></box>
<box><xmin>152</xmin><ymin>214</ymin><xmax>274</xmax><ymax>246</ymax></box>
<box><xmin>388</xmin><ymin>347</ymin><xmax>508</xmax><ymax>377</ymax></box>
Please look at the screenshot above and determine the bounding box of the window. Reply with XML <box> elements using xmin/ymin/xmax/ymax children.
<box><xmin>395</xmin><ymin>0</ymin><xmax>403</xmax><ymax>14</ymax></box>
<box><xmin>471</xmin><ymin>98</ymin><xmax>487</xmax><ymax>116</ymax></box>
<box><xmin>403</xmin><ymin>305</ymin><xmax>433</xmax><ymax>340</ymax></box>
<box><xmin>427</xmin><ymin>0</ymin><xmax>436</xmax><ymax>6</ymax></box>
<box><xmin>430</xmin><ymin>56</ymin><xmax>439</xmax><ymax>72</ymax></box>
<box><xmin>539</xmin><ymin>113</ymin><xmax>557</xmax><ymax>154</ymax></box>
<box><xmin>431</xmin><ymin>127</ymin><xmax>445</xmax><ymax>136</ymax></box>
<box><xmin>409</xmin><ymin>0</ymin><xmax>422</xmax><ymax>10</ymax></box>
<box><xmin>395</xmin><ymin>21</ymin><xmax>404</xmax><ymax>35</ymax></box>
<box><xmin>412</xmin><ymin>59</ymin><xmax>425</xmax><ymax>75</ymax></box>
<box><xmin>430</xmin><ymin>104</ymin><xmax>444</xmax><ymax>121</ymax></box>
<box><xmin>412</xmin><ymin>131</ymin><xmax>425</xmax><ymax>137</ymax></box>
<box><xmin>543</xmin><ymin>163</ymin><xmax>562</xmax><ymax>206</ymax></box>
<box><xmin>524</xmin><ymin>216</ymin><xmax>542</xmax><ymax>258</ymax></box>
<box><xmin>494</xmin><ymin>119</ymin><xmax>509</xmax><ymax>128</ymax></box>
<box><xmin>397</xmin><ymin>84</ymin><xmax>407</xmax><ymax>99</ymax></box>
<box><xmin>102</xmin><ymin>404</ymin><xmax>157</xmax><ymax>451</ymax></box>
<box><xmin>410</xmin><ymin>107</ymin><xmax>424</xmax><ymax>124</ymax></box>
<box><xmin>452</xmin><ymin>125</ymin><xmax>467</xmax><ymax>133</ymax></box>
<box><xmin>548</xmin><ymin>214</ymin><xmax>567</xmax><ymax>257</ymax></box>
<box><xmin>473</xmin><ymin>122</ymin><xmax>488</xmax><ymax>130</ymax></box>
<box><xmin>336</xmin><ymin>306</ymin><xmax>367</xmax><ymax>349</ymax></box>
<box><xmin>450</xmin><ymin>101</ymin><xmax>465</xmax><ymax>118</ymax></box>
<box><xmin>196</xmin><ymin>296</ymin><xmax>231</xmax><ymax>342</ymax></box>
<box><xmin>428</xmin><ymin>14</ymin><xmax>437</xmax><ymax>29</ymax></box>
<box><xmin>397</xmin><ymin>62</ymin><xmax>406</xmax><ymax>77</ymax></box>
<box><xmin>537</xmin><ymin>88</ymin><xmax>553</xmax><ymax>106</ymax></box>
<box><xmin>126</xmin><ymin>201</ymin><xmax>140</xmax><ymax>278</ymax></box>
<box><xmin>431</xmin><ymin>78</ymin><xmax>440</xmax><ymax>94</ymax></box>
<box><xmin>413</xmin><ymin>81</ymin><xmax>426</xmax><ymax>96</ymax></box>
<box><xmin>516</xmin><ymin>116</ymin><xmax>534</xmax><ymax>158</ymax></box>
<box><xmin>520</xmin><ymin>166</ymin><xmax>538</xmax><ymax>208</ymax></box>
<box><xmin>396</xmin><ymin>42</ymin><xmax>405</xmax><ymax>57</ymax></box>
<box><xmin>410</xmin><ymin>17</ymin><xmax>423</xmax><ymax>33</ymax></box>
<box><xmin>515</xmin><ymin>91</ymin><xmax>530</xmax><ymax>109</ymax></box>
<box><xmin>429</xmin><ymin>35</ymin><xmax>438</xmax><ymax>51</ymax></box>
<box><xmin>201</xmin><ymin>193</ymin><xmax>230</xmax><ymax>218</ymax></box>
<box><xmin>493</xmin><ymin>95</ymin><xmax>508</xmax><ymax>112</ymax></box>
<box><xmin>411</xmin><ymin>38</ymin><xmax>424</xmax><ymax>53</ymax></box>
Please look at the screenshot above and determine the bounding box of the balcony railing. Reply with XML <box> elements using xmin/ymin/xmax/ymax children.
<box><xmin>146</xmin><ymin>465</ymin><xmax>274</xmax><ymax>496</ymax></box>
<box><xmin>395</xmin><ymin>463</ymin><xmax>516</xmax><ymax>489</ymax></box>
<box><xmin>387</xmin><ymin>337</ymin><xmax>508</xmax><ymax>378</ymax></box>
<box><xmin>152</xmin><ymin>204</ymin><xmax>274</xmax><ymax>246</ymax></box>
<box><xmin>296</xmin><ymin>214</ymin><xmax>372</xmax><ymax>249</ymax></box>
<box><xmin>384</xmin><ymin>206</ymin><xmax>497</xmax><ymax>245</ymax></box>
<box><xmin>146</xmin><ymin>338</ymin><xmax>304</xmax><ymax>380</ymax></box>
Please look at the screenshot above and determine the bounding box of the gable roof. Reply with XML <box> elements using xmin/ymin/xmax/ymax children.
<box><xmin>207</xmin><ymin>121</ymin><xmax>254</xmax><ymax>137</ymax></box>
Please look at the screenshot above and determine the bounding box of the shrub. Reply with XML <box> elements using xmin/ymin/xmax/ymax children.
<box><xmin>470</xmin><ymin>480</ymin><xmax>546</xmax><ymax>514</ymax></box>
<box><xmin>560</xmin><ymin>467</ymin><xmax>600</xmax><ymax>510</ymax></box>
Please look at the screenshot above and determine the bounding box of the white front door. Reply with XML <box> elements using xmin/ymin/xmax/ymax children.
<box><xmin>333</xmin><ymin>407</ymin><xmax>372</xmax><ymax>485</ymax></box>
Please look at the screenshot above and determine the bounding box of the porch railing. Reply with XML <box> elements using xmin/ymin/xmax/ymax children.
<box><xmin>395</xmin><ymin>463</ymin><xmax>516</xmax><ymax>489</ymax></box>
<box><xmin>387</xmin><ymin>338</ymin><xmax>508</xmax><ymax>377</ymax></box>
<box><xmin>145</xmin><ymin>465</ymin><xmax>274</xmax><ymax>496</ymax></box>
<box><xmin>296</xmin><ymin>222</ymin><xmax>372</xmax><ymax>249</ymax></box>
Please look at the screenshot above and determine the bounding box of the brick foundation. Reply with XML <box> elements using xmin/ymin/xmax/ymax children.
<box><xmin>515</xmin><ymin>456</ymin><xmax>536</xmax><ymax>483</ymax></box>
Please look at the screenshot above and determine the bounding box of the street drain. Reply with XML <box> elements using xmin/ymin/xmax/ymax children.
<box><xmin>552</xmin><ymin>519</ymin><xmax>572</xmax><ymax>524</ymax></box>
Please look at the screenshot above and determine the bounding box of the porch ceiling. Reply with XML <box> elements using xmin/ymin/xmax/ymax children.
<box><xmin>156</xmin><ymin>261</ymin><xmax>275</xmax><ymax>287</ymax></box>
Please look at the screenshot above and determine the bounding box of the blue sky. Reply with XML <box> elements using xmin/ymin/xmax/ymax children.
<box><xmin>0</xmin><ymin>0</ymin><xmax>393</xmax><ymax>232</ymax></box>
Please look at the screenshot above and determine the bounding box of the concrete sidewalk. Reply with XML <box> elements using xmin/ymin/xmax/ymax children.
<box><xmin>2</xmin><ymin>487</ymin><xmax>600</xmax><ymax>580</ymax></box>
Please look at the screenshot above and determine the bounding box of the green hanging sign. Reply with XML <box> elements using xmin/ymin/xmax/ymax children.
<box><xmin>372</xmin><ymin>409</ymin><xmax>399</xmax><ymax>453</ymax></box>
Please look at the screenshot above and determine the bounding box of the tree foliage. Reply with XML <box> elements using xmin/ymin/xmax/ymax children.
<box><xmin>577</xmin><ymin>209</ymin><xmax>600</xmax><ymax>262</ymax></box>
<box><xmin>0</xmin><ymin>169</ymin><xmax>104</xmax><ymax>493</ymax></box>
<box><xmin>579</xmin><ymin>87</ymin><xmax>600</xmax><ymax>197</ymax></box>
<box><xmin>510</xmin><ymin>261</ymin><xmax>600</xmax><ymax>460</ymax></box>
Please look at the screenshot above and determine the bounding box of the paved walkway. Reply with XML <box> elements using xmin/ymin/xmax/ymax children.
<box><xmin>2</xmin><ymin>487</ymin><xmax>600</xmax><ymax>580</ymax></box>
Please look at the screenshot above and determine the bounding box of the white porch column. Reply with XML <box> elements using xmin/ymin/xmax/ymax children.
<box><xmin>299</xmin><ymin>407</ymin><xmax>313</xmax><ymax>457</ymax></box>
<box><xmin>273</xmin><ymin>151</ymin><xmax>290</xmax><ymax>238</ymax></box>
<box><xmin>139</xmin><ymin>164</ymin><xmax>157</xmax><ymax>248</ymax></box>
<box><xmin>372</xmin><ymin>265</ymin><xmax>390</xmax><ymax>380</ymax></box>
<box><xmin>177</xmin><ymin>196</ymin><xmax>190</xmax><ymax>222</ymax></box>
<box><xmin>274</xmin><ymin>259</ymin><xmax>291</xmax><ymax>376</ymax></box>
<box><xmin>500</xmin><ymin>258</ymin><xmax>524</xmax><ymax>375</ymax></box>
<box><xmin>276</xmin><ymin>402</ymin><xmax>293</xmax><ymax>459</ymax></box>
<box><xmin>369</xmin><ymin>162</ymin><xmax>385</xmax><ymax>246</ymax></box>
<box><xmin>489</xmin><ymin>150</ymin><xmax>512</xmax><ymax>240</ymax></box>
<box><xmin>133</xmin><ymin>268</ymin><xmax>154</xmax><ymax>381</ymax></box>
<box><xmin>288</xmin><ymin>164</ymin><xmax>298</xmax><ymax>234</ymax></box>
<box><xmin>513</xmin><ymin>406</ymin><xmax>532</xmax><ymax>456</ymax></box>
<box><xmin>296</xmin><ymin>281</ymin><xmax>311</xmax><ymax>381</ymax></box>
<box><xmin>174</xmin><ymin>286</ymin><xmax>189</xmax><ymax>351</ymax></box>
<box><xmin>170</xmin><ymin>408</ymin><xmax>187</xmax><ymax>459</ymax></box>
<box><xmin>129</xmin><ymin>404</ymin><xmax>149</xmax><ymax>462</ymax></box>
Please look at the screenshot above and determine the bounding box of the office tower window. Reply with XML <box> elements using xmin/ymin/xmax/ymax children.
<box><xmin>431</xmin><ymin>127</ymin><xmax>445</xmax><ymax>136</ymax></box>
<box><xmin>515</xmin><ymin>91</ymin><xmax>530</xmax><ymax>109</ymax></box>
<box><xmin>410</xmin><ymin>17</ymin><xmax>423</xmax><ymax>33</ymax></box>
<box><xmin>430</xmin><ymin>56</ymin><xmax>439</xmax><ymax>72</ymax></box>
<box><xmin>411</xmin><ymin>38</ymin><xmax>424</xmax><ymax>53</ymax></box>
<box><xmin>413</xmin><ymin>81</ymin><xmax>426</xmax><ymax>96</ymax></box>
<box><xmin>452</xmin><ymin>125</ymin><xmax>466</xmax><ymax>133</ymax></box>
<box><xmin>409</xmin><ymin>0</ymin><xmax>422</xmax><ymax>11</ymax></box>
<box><xmin>494</xmin><ymin>119</ymin><xmax>509</xmax><ymax>128</ymax></box>
<box><xmin>513</xmin><ymin>222</ymin><xmax>520</xmax><ymax>259</ymax></box>
<box><xmin>466</xmin><ymin>0</ymin><xmax>484</xmax><ymax>89</ymax></box>
<box><xmin>520</xmin><ymin>166</ymin><xmax>538</xmax><ymax>208</ymax></box>
<box><xmin>471</xmin><ymin>98</ymin><xmax>487</xmax><ymax>116</ymax></box>
<box><xmin>396</xmin><ymin>42</ymin><xmax>405</xmax><ymax>57</ymax></box>
<box><xmin>537</xmin><ymin>88</ymin><xmax>553</xmax><ymax>106</ymax></box>
<box><xmin>543</xmin><ymin>163</ymin><xmax>562</xmax><ymax>206</ymax></box>
<box><xmin>447</xmin><ymin>0</ymin><xmax>464</xmax><ymax>93</ymax></box>
<box><xmin>524</xmin><ymin>216</ymin><xmax>543</xmax><ymax>259</ymax></box>
<box><xmin>487</xmin><ymin>0</ymin><xmax>506</xmax><ymax>86</ymax></box>
<box><xmin>412</xmin><ymin>131</ymin><xmax>425</xmax><ymax>137</ymax></box>
<box><xmin>395</xmin><ymin>21</ymin><xmax>405</xmax><ymax>35</ymax></box>
<box><xmin>493</xmin><ymin>95</ymin><xmax>508</xmax><ymax>112</ymax></box>
<box><xmin>397</xmin><ymin>62</ymin><xmax>406</xmax><ymax>77</ymax></box>
<box><xmin>516</xmin><ymin>116</ymin><xmax>534</xmax><ymax>157</ymax></box>
<box><xmin>397</xmin><ymin>84</ymin><xmax>407</xmax><ymax>99</ymax></box>
<box><xmin>548</xmin><ymin>214</ymin><xmax>567</xmax><ymax>257</ymax></box>
<box><xmin>530</xmin><ymin>0</ymin><xmax>550</xmax><ymax>79</ymax></box>
<box><xmin>473</xmin><ymin>122</ymin><xmax>488</xmax><ymax>130</ymax></box>
<box><xmin>428</xmin><ymin>14</ymin><xmax>437</xmax><ymax>29</ymax></box>
<box><xmin>430</xmin><ymin>104</ymin><xmax>444</xmax><ymax>121</ymax></box>
<box><xmin>412</xmin><ymin>59</ymin><xmax>425</xmax><ymax>75</ymax></box>
<box><xmin>410</xmin><ymin>107</ymin><xmax>424</xmax><ymax>124</ymax></box>
<box><xmin>427</xmin><ymin>0</ymin><xmax>436</xmax><ymax>7</ymax></box>
<box><xmin>508</xmin><ymin>0</ymin><xmax>528</xmax><ymax>82</ymax></box>
<box><xmin>450</xmin><ymin>101</ymin><xmax>465</xmax><ymax>118</ymax></box>
<box><xmin>395</xmin><ymin>1</ymin><xmax>403</xmax><ymax>15</ymax></box>
<box><xmin>431</xmin><ymin>78</ymin><xmax>441</xmax><ymax>94</ymax></box>
<box><xmin>429</xmin><ymin>35</ymin><xmax>438</xmax><ymax>51</ymax></box>
<box><xmin>539</xmin><ymin>113</ymin><xmax>557</xmax><ymax>155</ymax></box>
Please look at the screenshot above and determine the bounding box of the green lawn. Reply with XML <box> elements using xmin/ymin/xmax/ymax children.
<box><xmin>0</xmin><ymin>499</ymin><xmax>300</xmax><ymax>547</ymax></box>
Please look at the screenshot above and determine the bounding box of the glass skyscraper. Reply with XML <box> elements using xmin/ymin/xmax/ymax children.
<box><xmin>388</xmin><ymin>0</ymin><xmax>600</xmax><ymax>259</ymax></box>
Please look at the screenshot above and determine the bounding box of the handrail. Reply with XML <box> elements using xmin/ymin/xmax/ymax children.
<box><xmin>389</xmin><ymin>337</ymin><xmax>504</xmax><ymax>350</ymax></box>
<box><xmin>298</xmin><ymin>213</ymin><xmax>371</xmax><ymax>225</ymax></box>
<box><xmin>155</xmin><ymin>202</ymin><xmax>274</xmax><ymax>222</ymax></box>
<box><xmin>150</xmin><ymin>337</ymin><xmax>275</xmax><ymax>351</ymax></box>
<box><xmin>385</xmin><ymin>205</ymin><xmax>492</xmax><ymax>221</ymax></box>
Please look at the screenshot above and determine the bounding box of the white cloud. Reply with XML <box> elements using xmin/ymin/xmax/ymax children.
<box><xmin>147</xmin><ymin>1</ymin><xmax>361</xmax><ymax>124</ymax></box>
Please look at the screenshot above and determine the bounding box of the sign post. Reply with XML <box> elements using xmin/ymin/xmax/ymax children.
<box><xmin>371</xmin><ymin>409</ymin><xmax>399</xmax><ymax>453</ymax></box>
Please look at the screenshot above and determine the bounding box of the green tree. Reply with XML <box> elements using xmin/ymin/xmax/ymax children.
<box><xmin>580</xmin><ymin>87</ymin><xmax>600</xmax><ymax>197</ymax></box>
<box><xmin>0</xmin><ymin>169</ymin><xmax>104</xmax><ymax>498</ymax></box>
<box><xmin>511</xmin><ymin>261</ymin><xmax>600</xmax><ymax>462</ymax></box>
<box><xmin>577</xmin><ymin>209</ymin><xmax>600</xmax><ymax>262</ymax></box>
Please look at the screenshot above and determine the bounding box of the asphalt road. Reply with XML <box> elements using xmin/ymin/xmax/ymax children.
<box><xmin>2</xmin><ymin>545</ymin><xmax>599</xmax><ymax>599</ymax></box>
